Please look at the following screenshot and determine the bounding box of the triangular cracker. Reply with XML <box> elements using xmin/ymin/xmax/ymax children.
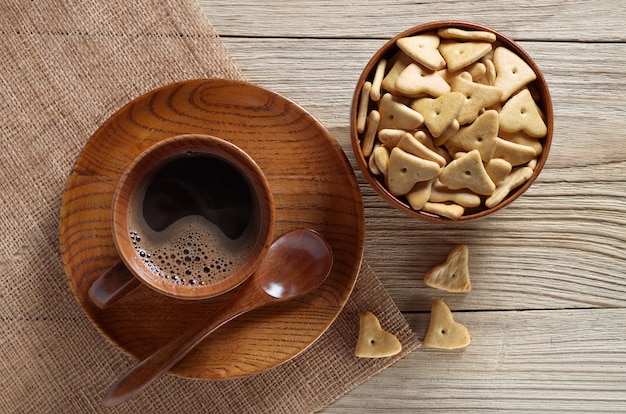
<box><xmin>439</xmin><ymin>40</ymin><xmax>492</xmax><ymax>72</ymax></box>
<box><xmin>498</xmin><ymin>88</ymin><xmax>547</xmax><ymax>138</ymax></box>
<box><xmin>411</xmin><ymin>92</ymin><xmax>465</xmax><ymax>138</ymax></box>
<box><xmin>395</xmin><ymin>62</ymin><xmax>451</xmax><ymax>98</ymax></box>
<box><xmin>493</xmin><ymin>46</ymin><xmax>537</xmax><ymax>101</ymax></box>
<box><xmin>378</xmin><ymin>93</ymin><xmax>425</xmax><ymax>131</ymax></box>
<box><xmin>423</xmin><ymin>300</ymin><xmax>471</xmax><ymax>349</ymax></box>
<box><xmin>445</xmin><ymin>109</ymin><xmax>499</xmax><ymax>162</ymax></box>
<box><xmin>451</xmin><ymin>75</ymin><xmax>503</xmax><ymax>124</ymax></box>
<box><xmin>387</xmin><ymin>147</ymin><xmax>442</xmax><ymax>196</ymax></box>
<box><xmin>355</xmin><ymin>311</ymin><xmax>403</xmax><ymax>358</ymax></box>
<box><xmin>397</xmin><ymin>32</ymin><xmax>446</xmax><ymax>70</ymax></box>
<box><xmin>424</xmin><ymin>245</ymin><xmax>471</xmax><ymax>292</ymax></box>
<box><xmin>439</xmin><ymin>149</ymin><xmax>495</xmax><ymax>195</ymax></box>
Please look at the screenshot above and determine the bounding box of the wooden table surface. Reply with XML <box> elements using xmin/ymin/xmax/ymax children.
<box><xmin>201</xmin><ymin>1</ymin><xmax>626</xmax><ymax>412</ymax></box>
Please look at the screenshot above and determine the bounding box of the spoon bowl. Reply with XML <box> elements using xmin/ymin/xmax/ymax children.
<box><xmin>102</xmin><ymin>228</ymin><xmax>333</xmax><ymax>408</ymax></box>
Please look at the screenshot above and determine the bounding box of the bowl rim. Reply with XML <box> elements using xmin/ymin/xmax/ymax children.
<box><xmin>350</xmin><ymin>20</ymin><xmax>553</xmax><ymax>223</ymax></box>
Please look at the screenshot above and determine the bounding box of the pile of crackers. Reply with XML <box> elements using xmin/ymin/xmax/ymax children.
<box><xmin>356</xmin><ymin>245</ymin><xmax>472</xmax><ymax>357</ymax></box>
<box><xmin>356</xmin><ymin>26</ymin><xmax>548</xmax><ymax>219</ymax></box>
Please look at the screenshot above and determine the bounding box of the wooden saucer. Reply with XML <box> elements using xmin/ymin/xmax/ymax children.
<box><xmin>60</xmin><ymin>79</ymin><xmax>365</xmax><ymax>379</ymax></box>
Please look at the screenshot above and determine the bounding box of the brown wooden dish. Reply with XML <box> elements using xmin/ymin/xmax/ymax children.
<box><xmin>350</xmin><ymin>21</ymin><xmax>553</xmax><ymax>223</ymax></box>
<box><xmin>60</xmin><ymin>79</ymin><xmax>365</xmax><ymax>379</ymax></box>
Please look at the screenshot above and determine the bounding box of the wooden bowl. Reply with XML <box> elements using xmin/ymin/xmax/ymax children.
<box><xmin>350</xmin><ymin>21</ymin><xmax>553</xmax><ymax>223</ymax></box>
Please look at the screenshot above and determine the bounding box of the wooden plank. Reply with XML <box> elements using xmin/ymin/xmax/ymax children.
<box><xmin>201</xmin><ymin>0</ymin><xmax>626</xmax><ymax>42</ymax></box>
<box><xmin>323</xmin><ymin>308</ymin><xmax>626</xmax><ymax>412</ymax></box>
<box><xmin>219</xmin><ymin>38</ymin><xmax>626</xmax><ymax>162</ymax></box>
<box><xmin>196</xmin><ymin>34</ymin><xmax>626</xmax><ymax>313</ymax></box>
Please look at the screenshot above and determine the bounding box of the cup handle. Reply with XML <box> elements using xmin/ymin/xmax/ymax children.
<box><xmin>88</xmin><ymin>260</ymin><xmax>141</xmax><ymax>309</ymax></box>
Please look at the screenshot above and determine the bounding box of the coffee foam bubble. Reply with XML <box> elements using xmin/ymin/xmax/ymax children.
<box><xmin>129</xmin><ymin>215</ymin><xmax>256</xmax><ymax>287</ymax></box>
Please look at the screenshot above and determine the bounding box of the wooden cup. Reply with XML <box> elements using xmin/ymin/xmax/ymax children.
<box><xmin>89</xmin><ymin>134</ymin><xmax>275</xmax><ymax>307</ymax></box>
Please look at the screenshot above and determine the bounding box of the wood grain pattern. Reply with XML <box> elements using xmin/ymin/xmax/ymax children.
<box><xmin>200</xmin><ymin>1</ymin><xmax>626</xmax><ymax>411</ymax></box>
<box><xmin>59</xmin><ymin>79</ymin><xmax>365</xmax><ymax>379</ymax></box>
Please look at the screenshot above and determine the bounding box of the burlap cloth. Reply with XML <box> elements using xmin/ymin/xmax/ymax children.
<box><xmin>0</xmin><ymin>1</ymin><xmax>419</xmax><ymax>412</ymax></box>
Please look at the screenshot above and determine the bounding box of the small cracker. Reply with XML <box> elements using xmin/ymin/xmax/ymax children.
<box><xmin>439</xmin><ymin>149</ymin><xmax>495</xmax><ymax>196</ymax></box>
<box><xmin>397</xmin><ymin>32</ymin><xmax>446</xmax><ymax>70</ymax></box>
<box><xmin>498</xmin><ymin>88</ymin><xmax>547</xmax><ymax>138</ymax></box>
<box><xmin>371</xmin><ymin>145</ymin><xmax>390</xmax><ymax>177</ymax></box>
<box><xmin>361</xmin><ymin>109</ymin><xmax>380</xmax><ymax>157</ymax></box>
<box><xmin>493</xmin><ymin>46</ymin><xmax>537</xmax><ymax>101</ymax></box>
<box><xmin>434</xmin><ymin>118</ymin><xmax>460</xmax><ymax>147</ymax></box>
<box><xmin>429</xmin><ymin>180</ymin><xmax>482</xmax><ymax>208</ymax></box>
<box><xmin>397</xmin><ymin>133</ymin><xmax>447</xmax><ymax>167</ymax></box>
<box><xmin>411</xmin><ymin>92</ymin><xmax>465</xmax><ymax>138</ymax></box>
<box><xmin>396</xmin><ymin>62</ymin><xmax>452</xmax><ymax>98</ymax></box>
<box><xmin>445</xmin><ymin>109</ymin><xmax>499</xmax><ymax>162</ymax></box>
<box><xmin>378</xmin><ymin>93</ymin><xmax>425</xmax><ymax>131</ymax></box>
<box><xmin>381</xmin><ymin>51</ymin><xmax>414</xmax><ymax>95</ymax></box>
<box><xmin>377</xmin><ymin>128</ymin><xmax>408</xmax><ymax>148</ymax></box>
<box><xmin>493</xmin><ymin>137</ymin><xmax>537</xmax><ymax>166</ymax></box>
<box><xmin>424</xmin><ymin>245</ymin><xmax>471</xmax><ymax>292</ymax></box>
<box><xmin>355</xmin><ymin>311</ymin><xmax>403</xmax><ymax>358</ymax></box>
<box><xmin>424</xmin><ymin>300</ymin><xmax>471</xmax><ymax>349</ymax></box>
<box><xmin>499</xmin><ymin>130</ymin><xmax>543</xmax><ymax>156</ymax></box>
<box><xmin>356</xmin><ymin>81</ymin><xmax>372</xmax><ymax>134</ymax></box>
<box><xmin>439</xmin><ymin>40</ymin><xmax>492</xmax><ymax>72</ymax></box>
<box><xmin>370</xmin><ymin>58</ymin><xmax>387</xmax><ymax>102</ymax></box>
<box><xmin>387</xmin><ymin>147</ymin><xmax>442</xmax><ymax>196</ymax></box>
<box><xmin>438</xmin><ymin>27</ymin><xmax>497</xmax><ymax>43</ymax></box>
<box><xmin>451</xmin><ymin>75</ymin><xmax>503</xmax><ymax>125</ymax></box>
<box><xmin>421</xmin><ymin>201</ymin><xmax>464</xmax><ymax>220</ymax></box>
<box><xmin>484</xmin><ymin>157</ymin><xmax>513</xmax><ymax>184</ymax></box>
<box><xmin>485</xmin><ymin>166</ymin><xmax>534</xmax><ymax>208</ymax></box>
<box><xmin>406</xmin><ymin>179</ymin><xmax>434</xmax><ymax>210</ymax></box>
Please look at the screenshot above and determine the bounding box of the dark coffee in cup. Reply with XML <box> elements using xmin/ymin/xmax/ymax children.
<box><xmin>126</xmin><ymin>153</ymin><xmax>263</xmax><ymax>287</ymax></box>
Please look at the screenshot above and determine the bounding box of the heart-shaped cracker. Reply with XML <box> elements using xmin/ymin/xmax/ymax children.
<box><xmin>411</xmin><ymin>92</ymin><xmax>465</xmax><ymax>138</ymax></box>
<box><xmin>424</xmin><ymin>300</ymin><xmax>471</xmax><ymax>349</ymax></box>
<box><xmin>395</xmin><ymin>62</ymin><xmax>451</xmax><ymax>98</ymax></box>
<box><xmin>439</xmin><ymin>40</ymin><xmax>492</xmax><ymax>72</ymax></box>
<box><xmin>355</xmin><ymin>311</ymin><xmax>403</xmax><ymax>358</ymax></box>
<box><xmin>444</xmin><ymin>109</ymin><xmax>499</xmax><ymax>162</ymax></box>
<box><xmin>387</xmin><ymin>147</ymin><xmax>441</xmax><ymax>196</ymax></box>
<box><xmin>451</xmin><ymin>74</ymin><xmax>503</xmax><ymax>125</ymax></box>
<box><xmin>424</xmin><ymin>245</ymin><xmax>471</xmax><ymax>292</ymax></box>
<box><xmin>498</xmin><ymin>88</ymin><xmax>547</xmax><ymax>138</ymax></box>
<box><xmin>493</xmin><ymin>46</ymin><xmax>537</xmax><ymax>101</ymax></box>
<box><xmin>378</xmin><ymin>93</ymin><xmax>424</xmax><ymax>131</ymax></box>
<box><xmin>397</xmin><ymin>32</ymin><xmax>446</xmax><ymax>71</ymax></box>
<box><xmin>439</xmin><ymin>149</ymin><xmax>495</xmax><ymax>195</ymax></box>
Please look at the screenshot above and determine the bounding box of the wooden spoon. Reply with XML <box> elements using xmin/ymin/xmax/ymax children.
<box><xmin>101</xmin><ymin>228</ymin><xmax>333</xmax><ymax>407</ymax></box>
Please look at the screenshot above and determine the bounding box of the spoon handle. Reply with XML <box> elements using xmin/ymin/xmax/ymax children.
<box><xmin>101</xmin><ymin>288</ymin><xmax>259</xmax><ymax>408</ymax></box>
